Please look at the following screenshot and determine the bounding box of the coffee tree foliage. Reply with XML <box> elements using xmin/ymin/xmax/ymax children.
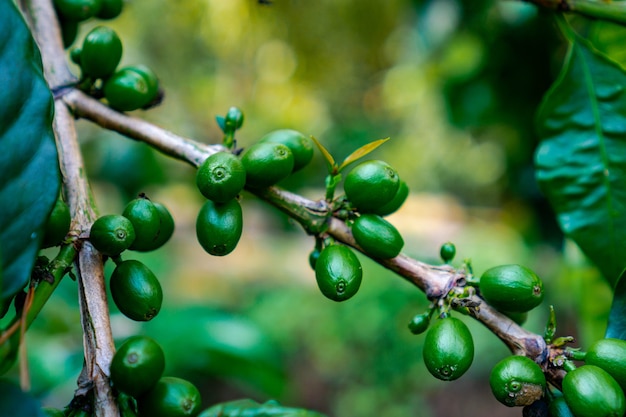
<box><xmin>3</xmin><ymin>0</ymin><xmax>626</xmax><ymax>416</ymax></box>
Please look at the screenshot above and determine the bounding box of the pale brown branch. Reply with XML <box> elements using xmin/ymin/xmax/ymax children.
<box><xmin>24</xmin><ymin>0</ymin><xmax>119</xmax><ymax>415</ymax></box>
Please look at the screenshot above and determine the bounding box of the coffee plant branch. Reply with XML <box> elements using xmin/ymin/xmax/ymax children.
<box><xmin>24</xmin><ymin>0</ymin><xmax>562</xmax><ymax>407</ymax></box>
<box><xmin>25</xmin><ymin>0</ymin><xmax>120</xmax><ymax>415</ymax></box>
<box><xmin>62</xmin><ymin>68</ymin><xmax>549</xmax><ymax>368</ymax></box>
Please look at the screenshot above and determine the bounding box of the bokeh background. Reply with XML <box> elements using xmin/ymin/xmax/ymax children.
<box><xmin>6</xmin><ymin>0</ymin><xmax>622</xmax><ymax>416</ymax></box>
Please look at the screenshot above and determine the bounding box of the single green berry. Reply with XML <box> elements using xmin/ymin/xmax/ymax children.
<box><xmin>137</xmin><ymin>376</ymin><xmax>202</xmax><ymax>417</ymax></box>
<box><xmin>439</xmin><ymin>242</ymin><xmax>456</xmax><ymax>263</ymax></box>
<box><xmin>89</xmin><ymin>214</ymin><xmax>136</xmax><ymax>256</ymax></box>
<box><xmin>351</xmin><ymin>214</ymin><xmax>404</xmax><ymax>259</ymax></box>
<box><xmin>110</xmin><ymin>260</ymin><xmax>163</xmax><ymax>321</ymax></box>
<box><xmin>240</xmin><ymin>142</ymin><xmax>294</xmax><ymax>188</ymax></box>
<box><xmin>104</xmin><ymin>67</ymin><xmax>154</xmax><ymax>111</ymax></box>
<box><xmin>42</xmin><ymin>197</ymin><xmax>71</xmax><ymax>248</ymax></box>
<box><xmin>80</xmin><ymin>26</ymin><xmax>122</xmax><ymax>79</ymax></box>
<box><xmin>258</xmin><ymin>129</ymin><xmax>314</xmax><ymax>172</ymax></box>
<box><xmin>372</xmin><ymin>179</ymin><xmax>409</xmax><ymax>216</ymax></box>
<box><xmin>96</xmin><ymin>0</ymin><xmax>123</xmax><ymax>19</ymax></box>
<box><xmin>423</xmin><ymin>316</ymin><xmax>474</xmax><ymax>381</ymax></box>
<box><xmin>489</xmin><ymin>355</ymin><xmax>546</xmax><ymax>407</ymax></box>
<box><xmin>110</xmin><ymin>335</ymin><xmax>165</xmax><ymax>398</ymax></box>
<box><xmin>128</xmin><ymin>64</ymin><xmax>160</xmax><ymax>106</ymax></box>
<box><xmin>122</xmin><ymin>197</ymin><xmax>161</xmax><ymax>252</ymax></box>
<box><xmin>563</xmin><ymin>364</ymin><xmax>626</xmax><ymax>417</ymax></box>
<box><xmin>53</xmin><ymin>0</ymin><xmax>102</xmax><ymax>22</ymax></box>
<box><xmin>585</xmin><ymin>338</ymin><xmax>626</xmax><ymax>391</ymax></box>
<box><xmin>479</xmin><ymin>264</ymin><xmax>544</xmax><ymax>313</ymax></box>
<box><xmin>344</xmin><ymin>160</ymin><xmax>400</xmax><ymax>213</ymax></box>
<box><xmin>408</xmin><ymin>313</ymin><xmax>430</xmax><ymax>335</ymax></box>
<box><xmin>196</xmin><ymin>199</ymin><xmax>243</xmax><ymax>256</ymax></box>
<box><xmin>315</xmin><ymin>245</ymin><xmax>362</xmax><ymax>302</ymax></box>
<box><xmin>196</xmin><ymin>152</ymin><xmax>246</xmax><ymax>203</ymax></box>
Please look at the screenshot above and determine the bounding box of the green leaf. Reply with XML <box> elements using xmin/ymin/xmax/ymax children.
<box><xmin>309</xmin><ymin>136</ymin><xmax>335</xmax><ymax>174</ymax></box>
<box><xmin>0</xmin><ymin>2</ymin><xmax>60</xmax><ymax>301</ymax></box>
<box><xmin>535</xmin><ymin>33</ymin><xmax>626</xmax><ymax>286</ymax></box>
<box><xmin>337</xmin><ymin>137</ymin><xmax>390</xmax><ymax>172</ymax></box>
<box><xmin>144</xmin><ymin>306</ymin><xmax>287</xmax><ymax>397</ymax></box>
<box><xmin>198</xmin><ymin>399</ymin><xmax>328</xmax><ymax>417</ymax></box>
<box><xmin>0</xmin><ymin>378</ymin><xmax>46</xmax><ymax>417</ymax></box>
<box><xmin>606</xmin><ymin>269</ymin><xmax>626</xmax><ymax>339</ymax></box>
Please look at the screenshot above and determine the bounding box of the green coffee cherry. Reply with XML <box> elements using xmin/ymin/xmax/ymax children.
<box><xmin>110</xmin><ymin>260</ymin><xmax>162</xmax><ymax>321</ymax></box>
<box><xmin>258</xmin><ymin>129</ymin><xmax>314</xmax><ymax>172</ymax></box>
<box><xmin>196</xmin><ymin>199</ymin><xmax>243</xmax><ymax>256</ymax></box>
<box><xmin>423</xmin><ymin>316</ymin><xmax>474</xmax><ymax>381</ymax></box>
<box><xmin>241</xmin><ymin>142</ymin><xmax>294</xmax><ymax>188</ymax></box>
<box><xmin>89</xmin><ymin>214</ymin><xmax>136</xmax><ymax>256</ymax></box>
<box><xmin>96</xmin><ymin>0</ymin><xmax>123</xmax><ymax>19</ymax></box>
<box><xmin>489</xmin><ymin>355</ymin><xmax>546</xmax><ymax>407</ymax></box>
<box><xmin>80</xmin><ymin>26</ymin><xmax>122</xmax><ymax>79</ymax></box>
<box><xmin>584</xmin><ymin>338</ymin><xmax>626</xmax><ymax>391</ymax></box>
<box><xmin>196</xmin><ymin>152</ymin><xmax>246</xmax><ymax>203</ymax></box>
<box><xmin>408</xmin><ymin>313</ymin><xmax>430</xmax><ymax>335</ymax></box>
<box><xmin>351</xmin><ymin>214</ymin><xmax>404</xmax><ymax>259</ymax></box>
<box><xmin>42</xmin><ymin>197</ymin><xmax>71</xmax><ymax>248</ymax></box>
<box><xmin>110</xmin><ymin>335</ymin><xmax>165</xmax><ymax>398</ymax></box>
<box><xmin>137</xmin><ymin>377</ymin><xmax>202</xmax><ymax>417</ymax></box>
<box><xmin>53</xmin><ymin>0</ymin><xmax>102</xmax><ymax>22</ymax></box>
<box><xmin>122</xmin><ymin>197</ymin><xmax>161</xmax><ymax>252</ymax></box>
<box><xmin>563</xmin><ymin>364</ymin><xmax>626</xmax><ymax>417</ymax></box>
<box><xmin>439</xmin><ymin>242</ymin><xmax>456</xmax><ymax>263</ymax></box>
<box><xmin>344</xmin><ymin>160</ymin><xmax>400</xmax><ymax>213</ymax></box>
<box><xmin>479</xmin><ymin>264</ymin><xmax>544</xmax><ymax>313</ymax></box>
<box><xmin>128</xmin><ymin>64</ymin><xmax>160</xmax><ymax>105</ymax></box>
<box><xmin>372</xmin><ymin>179</ymin><xmax>409</xmax><ymax>216</ymax></box>
<box><xmin>104</xmin><ymin>67</ymin><xmax>158</xmax><ymax>111</ymax></box>
<box><xmin>315</xmin><ymin>245</ymin><xmax>362</xmax><ymax>302</ymax></box>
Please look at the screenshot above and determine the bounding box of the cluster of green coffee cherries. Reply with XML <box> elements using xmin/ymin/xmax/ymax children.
<box><xmin>194</xmin><ymin>108</ymin><xmax>408</xmax><ymax>303</ymax></box>
<box><xmin>408</xmin><ymin>246</ymin><xmax>626</xmax><ymax>417</ymax></box>
<box><xmin>43</xmin><ymin>334</ymin><xmax>228</xmax><ymax>417</ymax></box>
<box><xmin>41</xmin><ymin>194</ymin><xmax>172</xmax><ymax>324</ymax></box>
<box><xmin>55</xmin><ymin>0</ymin><xmax>161</xmax><ymax>112</ymax></box>
<box><xmin>85</xmin><ymin>195</ymin><xmax>173</xmax><ymax>322</ymax></box>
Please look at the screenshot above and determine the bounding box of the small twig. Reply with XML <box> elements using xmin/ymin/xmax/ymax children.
<box><xmin>19</xmin><ymin>285</ymin><xmax>35</xmax><ymax>391</ymax></box>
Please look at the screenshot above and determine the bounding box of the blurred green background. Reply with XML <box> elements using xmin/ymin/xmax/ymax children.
<box><xmin>5</xmin><ymin>0</ymin><xmax>623</xmax><ymax>416</ymax></box>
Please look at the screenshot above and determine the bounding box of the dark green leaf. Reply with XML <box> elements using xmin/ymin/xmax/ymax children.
<box><xmin>198</xmin><ymin>399</ymin><xmax>327</xmax><ymax>417</ymax></box>
<box><xmin>606</xmin><ymin>269</ymin><xmax>626</xmax><ymax>339</ymax></box>
<box><xmin>0</xmin><ymin>378</ymin><xmax>46</xmax><ymax>417</ymax></box>
<box><xmin>0</xmin><ymin>2</ymin><xmax>60</xmax><ymax>301</ymax></box>
<box><xmin>535</xmin><ymin>33</ymin><xmax>626</xmax><ymax>286</ymax></box>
